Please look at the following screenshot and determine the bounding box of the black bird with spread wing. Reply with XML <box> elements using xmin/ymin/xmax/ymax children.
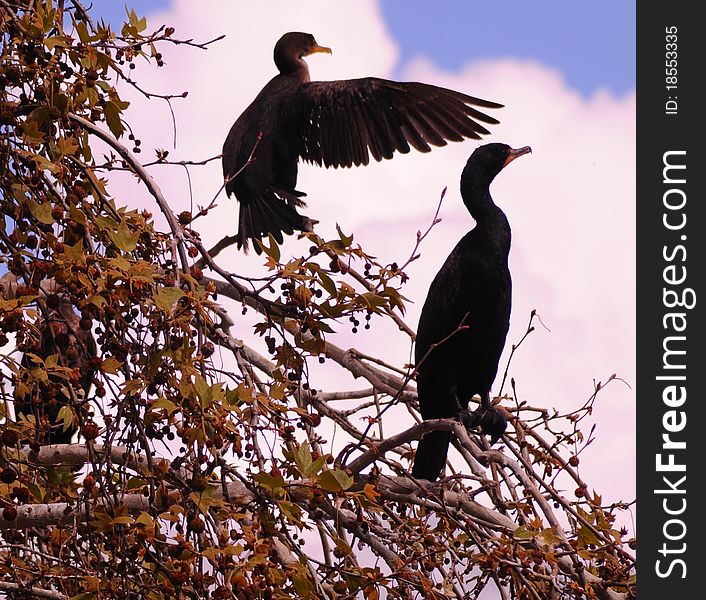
<box><xmin>222</xmin><ymin>31</ymin><xmax>503</xmax><ymax>252</ymax></box>
<box><xmin>412</xmin><ymin>143</ymin><xmax>532</xmax><ymax>482</ymax></box>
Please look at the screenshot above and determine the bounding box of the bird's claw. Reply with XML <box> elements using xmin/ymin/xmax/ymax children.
<box><xmin>458</xmin><ymin>408</ymin><xmax>481</xmax><ymax>430</ymax></box>
<box><xmin>458</xmin><ymin>406</ymin><xmax>507</xmax><ymax>444</ymax></box>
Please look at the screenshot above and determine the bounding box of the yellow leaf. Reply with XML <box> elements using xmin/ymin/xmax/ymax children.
<box><xmin>363</xmin><ymin>483</ymin><xmax>380</xmax><ymax>502</ymax></box>
<box><xmin>136</xmin><ymin>512</ymin><xmax>154</xmax><ymax>527</ymax></box>
<box><xmin>101</xmin><ymin>356</ymin><xmax>123</xmax><ymax>374</ymax></box>
<box><xmin>57</xmin><ymin>135</ymin><xmax>80</xmax><ymax>156</ymax></box>
<box><xmin>110</xmin><ymin>220</ymin><xmax>139</xmax><ymax>252</ymax></box>
<box><xmin>27</xmin><ymin>199</ymin><xmax>55</xmax><ymax>225</ymax></box>
<box><xmin>104</xmin><ymin>100</ymin><xmax>125</xmax><ymax>138</ymax></box>
<box><xmin>317</xmin><ymin>468</ymin><xmax>353</xmax><ymax>492</ymax></box>
<box><xmin>153</xmin><ymin>286</ymin><xmax>186</xmax><ymax>315</ymax></box>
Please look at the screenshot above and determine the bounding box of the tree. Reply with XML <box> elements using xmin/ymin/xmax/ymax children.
<box><xmin>0</xmin><ymin>2</ymin><xmax>635</xmax><ymax>598</ymax></box>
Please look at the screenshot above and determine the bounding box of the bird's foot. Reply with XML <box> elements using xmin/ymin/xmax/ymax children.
<box><xmin>459</xmin><ymin>405</ymin><xmax>507</xmax><ymax>444</ymax></box>
<box><xmin>458</xmin><ymin>408</ymin><xmax>482</xmax><ymax>430</ymax></box>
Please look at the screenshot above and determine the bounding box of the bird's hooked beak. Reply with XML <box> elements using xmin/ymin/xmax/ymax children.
<box><xmin>305</xmin><ymin>43</ymin><xmax>332</xmax><ymax>56</ymax></box>
<box><xmin>503</xmin><ymin>146</ymin><xmax>532</xmax><ymax>168</ymax></box>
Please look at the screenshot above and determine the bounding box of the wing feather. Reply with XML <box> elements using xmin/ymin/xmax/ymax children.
<box><xmin>297</xmin><ymin>78</ymin><xmax>502</xmax><ymax>168</ymax></box>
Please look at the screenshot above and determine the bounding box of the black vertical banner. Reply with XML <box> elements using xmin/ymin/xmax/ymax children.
<box><xmin>637</xmin><ymin>3</ymin><xmax>704</xmax><ymax>598</ymax></box>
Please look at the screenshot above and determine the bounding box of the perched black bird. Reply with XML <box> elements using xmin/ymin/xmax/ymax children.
<box><xmin>14</xmin><ymin>299</ymin><xmax>97</xmax><ymax>444</ymax></box>
<box><xmin>412</xmin><ymin>143</ymin><xmax>532</xmax><ymax>482</ymax></box>
<box><xmin>222</xmin><ymin>31</ymin><xmax>503</xmax><ymax>252</ymax></box>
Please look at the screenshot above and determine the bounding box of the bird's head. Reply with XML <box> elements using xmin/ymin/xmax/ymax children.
<box><xmin>274</xmin><ymin>32</ymin><xmax>332</xmax><ymax>74</ymax></box>
<box><xmin>462</xmin><ymin>143</ymin><xmax>531</xmax><ymax>190</ymax></box>
<box><xmin>468</xmin><ymin>143</ymin><xmax>532</xmax><ymax>177</ymax></box>
<box><xmin>460</xmin><ymin>143</ymin><xmax>531</xmax><ymax>214</ymax></box>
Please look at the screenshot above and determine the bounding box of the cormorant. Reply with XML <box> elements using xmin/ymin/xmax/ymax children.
<box><xmin>222</xmin><ymin>31</ymin><xmax>503</xmax><ymax>252</ymax></box>
<box><xmin>14</xmin><ymin>299</ymin><xmax>97</xmax><ymax>444</ymax></box>
<box><xmin>412</xmin><ymin>143</ymin><xmax>532</xmax><ymax>482</ymax></box>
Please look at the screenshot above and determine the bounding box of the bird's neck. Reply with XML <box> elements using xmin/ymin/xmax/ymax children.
<box><xmin>461</xmin><ymin>182</ymin><xmax>501</xmax><ymax>222</ymax></box>
<box><xmin>275</xmin><ymin>57</ymin><xmax>311</xmax><ymax>82</ymax></box>
<box><xmin>475</xmin><ymin>202</ymin><xmax>510</xmax><ymax>240</ymax></box>
<box><xmin>462</xmin><ymin>185</ymin><xmax>511</xmax><ymax>250</ymax></box>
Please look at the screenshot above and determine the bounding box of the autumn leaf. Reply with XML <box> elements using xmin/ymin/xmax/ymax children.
<box><xmin>110</xmin><ymin>220</ymin><xmax>139</xmax><ymax>252</ymax></box>
<box><xmin>153</xmin><ymin>286</ymin><xmax>186</xmax><ymax>314</ymax></box>
<box><xmin>317</xmin><ymin>468</ymin><xmax>353</xmax><ymax>492</ymax></box>
<box><xmin>26</xmin><ymin>199</ymin><xmax>55</xmax><ymax>225</ymax></box>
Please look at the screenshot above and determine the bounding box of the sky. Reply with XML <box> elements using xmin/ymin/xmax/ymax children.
<box><xmin>93</xmin><ymin>1</ymin><xmax>635</xmax><ymax>97</ymax></box>
<box><xmin>90</xmin><ymin>0</ymin><xmax>636</xmax><ymax>535</ymax></box>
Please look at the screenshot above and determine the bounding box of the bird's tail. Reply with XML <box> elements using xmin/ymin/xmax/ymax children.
<box><xmin>236</xmin><ymin>189</ymin><xmax>311</xmax><ymax>254</ymax></box>
<box><xmin>411</xmin><ymin>430</ymin><xmax>452</xmax><ymax>482</ymax></box>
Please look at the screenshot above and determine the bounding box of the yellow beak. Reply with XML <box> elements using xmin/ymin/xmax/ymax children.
<box><xmin>307</xmin><ymin>44</ymin><xmax>332</xmax><ymax>56</ymax></box>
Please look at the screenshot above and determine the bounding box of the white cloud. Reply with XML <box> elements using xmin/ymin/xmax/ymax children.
<box><xmin>109</xmin><ymin>1</ymin><xmax>635</xmax><ymax>515</ymax></box>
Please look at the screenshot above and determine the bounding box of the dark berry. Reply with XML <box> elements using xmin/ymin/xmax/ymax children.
<box><xmin>0</xmin><ymin>468</ymin><xmax>17</xmax><ymax>484</ymax></box>
<box><xmin>82</xmin><ymin>422</ymin><xmax>100</xmax><ymax>441</ymax></box>
<box><xmin>2</xmin><ymin>506</ymin><xmax>17</xmax><ymax>521</ymax></box>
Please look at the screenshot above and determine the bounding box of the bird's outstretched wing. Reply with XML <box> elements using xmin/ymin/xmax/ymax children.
<box><xmin>296</xmin><ymin>78</ymin><xmax>502</xmax><ymax>168</ymax></box>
